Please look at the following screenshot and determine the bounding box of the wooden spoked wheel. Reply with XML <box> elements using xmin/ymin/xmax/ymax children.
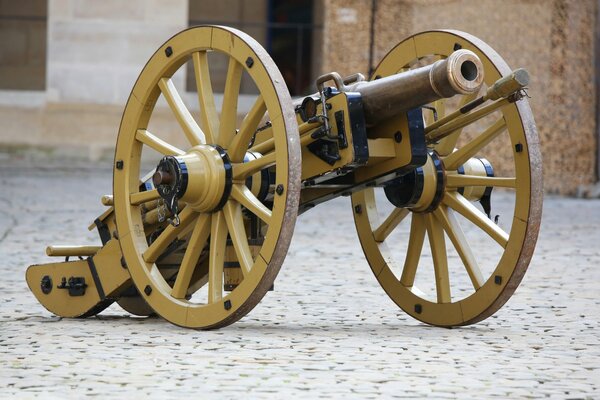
<box><xmin>113</xmin><ymin>26</ymin><xmax>300</xmax><ymax>329</ymax></box>
<box><xmin>351</xmin><ymin>30</ymin><xmax>542</xmax><ymax>326</ymax></box>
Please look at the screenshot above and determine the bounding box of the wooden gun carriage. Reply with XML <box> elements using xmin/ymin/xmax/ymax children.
<box><xmin>27</xmin><ymin>26</ymin><xmax>542</xmax><ymax>329</ymax></box>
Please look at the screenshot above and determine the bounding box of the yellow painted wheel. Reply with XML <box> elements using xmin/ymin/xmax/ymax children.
<box><xmin>113</xmin><ymin>26</ymin><xmax>300</xmax><ymax>329</ymax></box>
<box><xmin>351</xmin><ymin>30</ymin><xmax>542</xmax><ymax>326</ymax></box>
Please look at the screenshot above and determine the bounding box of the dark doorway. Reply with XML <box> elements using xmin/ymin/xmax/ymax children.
<box><xmin>267</xmin><ymin>0</ymin><xmax>314</xmax><ymax>95</ymax></box>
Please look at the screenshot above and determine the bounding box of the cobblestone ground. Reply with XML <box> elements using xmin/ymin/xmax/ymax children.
<box><xmin>0</xmin><ymin>155</ymin><xmax>599</xmax><ymax>399</ymax></box>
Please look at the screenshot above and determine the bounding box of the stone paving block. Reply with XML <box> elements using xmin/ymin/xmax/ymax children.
<box><xmin>0</xmin><ymin>157</ymin><xmax>599</xmax><ymax>397</ymax></box>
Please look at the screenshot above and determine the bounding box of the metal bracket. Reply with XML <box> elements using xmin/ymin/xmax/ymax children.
<box><xmin>57</xmin><ymin>276</ymin><xmax>87</xmax><ymax>297</ymax></box>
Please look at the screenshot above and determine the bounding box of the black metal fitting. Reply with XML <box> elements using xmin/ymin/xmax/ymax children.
<box><xmin>275</xmin><ymin>184</ymin><xmax>284</xmax><ymax>195</ymax></box>
<box><xmin>394</xmin><ymin>131</ymin><xmax>403</xmax><ymax>143</ymax></box>
<box><xmin>144</xmin><ymin>285</ymin><xmax>152</xmax><ymax>295</ymax></box>
<box><xmin>245</xmin><ymin>56</ymin><xmax>254</xmax><ymax>68</ymax></box>
<box><xmin>40</xmin><ymin>275</ymin><xmax>52</xmax><ymax>294</ymax></box>
<box><xmin>57</xmin><ymin>277</ymin><xmax>87</xmax><ymax>296</ymax></box>
<box><xmin>494</xmin><ymin>275</ymin><xmax>502</xmax><ymax>285</ymax></box>
<box><xmin>515</xmin><ymin>143</ymin><xmax>523</xmax><ymax>153</ymax></box>
<box><xmin>414</xmin><ymin>304</ymin><xmax>423</xmax><ymax>314</ymax></box>
<box><xmin>224</xmin><ymin>300</ymin><xmax>232</xmax><ymax>310</ymax></box>
<box><xmin>115</xmin><ymin>160</ymin><xmax>123</xmax><ymax>170</ymax></box>
<box><xmin>165</xmin><ymin>46</ymin><xmax>173</xmax><ymax>57</ymax></box>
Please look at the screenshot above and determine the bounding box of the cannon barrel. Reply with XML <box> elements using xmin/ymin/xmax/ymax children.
<box><xmin>337</xmin><ymin>49</ymin><xmax>484</xmax><ymax>126</ymax></box>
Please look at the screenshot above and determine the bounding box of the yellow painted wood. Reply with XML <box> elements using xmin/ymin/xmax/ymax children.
<box><xmin>433</xmin><ymin>206</ymin><xmax>484</xmax><ymax>289</ymax></box>
<box><xmin>229</xmin><ymin>95</ymin><xmax>266</xmax><ymax>162</ymax></box>
<box><xmin>426</xmin><ymin>97</ymin><xmax>509</xmax><ymax>143</ymax></box>
<box><xmin>113</xmin><ymin>26</ymin><xmax>299</xmax><ymax>328</ymax></box>
<box><xmin>351</xmin><ymin>29</ymin><xmax>540</xmax><ymax>327</ymax></box>
<box><xmin>373</xmin><ymin>208</ymin><xmax>409</xmax><ymax>242</ymax></box>
<box><xmin>400</xmin><ymin>213</ymin><xmax>426</xmax><ymax>287</ymax></box>
<box><xmin>425</xmin><ymin>213</ymin><xmax>451</xmax><ymax>303</ymax></box>
<box><xmin>443</xmin><ymin>192</ymin><xmax>508</xmax><ymax>247</ymax></box>
<box><xmin>192</xmin><ymin>51</ymin><xmax>219</xmax><ymax>144</ymax></box>
<box><xmin>101</xmin><ymin>195</ymin><xmax>114</xmax><ymax>206</ymax></box>
<box><xmin>158</xmin><ymin>77</ymin><xmax>205</xmax><ymax>146</ymax></box>
<box><xmin>232</xmin><ymin>152</ymin><xmax>276</xmax><ymax>180</ymax></box>
<box><xmin>143</xmin><ymin>208</ymin><xmax>198</xmax><ymax>263</ymax></box>
<box><xmin>218</xmin><ymin>58</ymin><xmax>243</xmax><ymax>148</ymax></box>
<box><xmin>135</xmin><ymin>129</ymin><xmax>184</xmax><ymax>156</ymax></box>
<box><xmin>434</xmin><ymin>92</ymin><xmax>476</xmax><ymax>156</ymax></box>
<box><xmin>231</xmin><ymin>184</ymin><xmax>271</xmax><ymax>224</ymax></box>
<box><xmin>223</xmin><ymin>201</ymin><xmax>253</xmax><ymax>276</ymax></box>
<box><xmin>171</xmin><ymin>214</ymin><xmax>210</xmax><ymax>299</ymax></box>
<box><xmin>446</xmin><ymin>175</ymin><xmax>516</xmax><ymax>188</ymax></box>
<box><xmin>130</xmin><ymin>189</ymin><xmax>160</xmax><ymax>206</ymax></box>
<box><xmin>442</xmin><ymin>118</ymin><xmax>507</xmax><ymax>170</ymax></box>
<box><xmin>367</xmin><ymin>138</ymin><xmax>396</xmax><ymax>160</ymax></box>
<box><xmin>46</xmin><ymin>245</ymin><xmax>101</xmax><ymax>257</ymax></box>
<box><xmin>208</xmin><ymin>211</ymin><xmax>227</xmax><ymax>303</ymax></box>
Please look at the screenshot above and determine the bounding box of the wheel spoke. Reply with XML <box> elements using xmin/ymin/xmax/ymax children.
<box><xmin>231</xmin><ymin>184</ymin><xmax>271</xmax><ymax>224</ymax></box>
<box><xmin>130</xmin><ymin>189</ymin><xmax>160</xmax><ymax>206</ymax></box>
<box><xmin>158</xmin><ymin>77</ymin><xmax>205</xmax><ymax>146</ymax></box>
<box><xmin>192</xmin><ymin>51</ymin><xmax>218</xmax><ymax>144</ymax></box>
<box><xmin>218</xmin><ymin>57</ymin><xmax>243</xmax><ymax>148</ymax></box>
<box><xmin>434</xmin><ymin>206</ymin><xmax>484</xmax><ymax>290</ymax></box>
<box><xmin>171</xmin><ymin>214</ymin><xmax>211</xmax><ymax>299</ymax></box>
<box><xmin>400</xmin><ymin>213</ymin><xmax>426</xmax><ymax>287</ymax></box>
<box><xmin>229</xmin><ymin>95</ymin><xmax>267</xmax><ymax>162</ymax></box>
<box><xmin>442</xmin><ymin>118</ymin><xmax>506</xmax><ymax>170</ymax></box>
<box><xmin>249</xmin><ymin>132</ymin><xmax>274</xmax><ymax>154</ymax></box>
<box><xmin>434</xmin><ymin>92</ymin><xmax>479</xmax><ymax>156</ymax></box>
<box><xmin>373</xmin><ymin>208</ymin><xmax>409</xmax><ymax>242</ymax></box>
<box><xmin>443</xmin><ymin>192</ymin><xmax>509</xmax><ymax>248</ymax></box>
<box><xmin>208</xmin><ymin>211</ymin><xmax>228</xmax><ymax>303</ymax></box>
<box><xmin>232</xmin><ymin>152</ymin><xmax>276</xmax><ymax>180</ymax></box>
<box><xmin>142</xmin><ymin>208</ymin><xmax>198</xmax><ymax>263</ymax></box>
<box><xmin>446</xmin><ymin>175</ymin><xmax>516</xmax><ymax>189</ymax></box>
<box><xmin>425</xmin><ymin>213</ymin><xmax>451</xmax><ymax>303</ymax></box>
<box><xmin>223</xmin><ymin>201</ymin><xmax>253</xmax><ymax>276</ymax></box>
<box><xmin>135</xmin><ymin>129</ymin><xmax>184</xmax><ymax>156</ymax></box>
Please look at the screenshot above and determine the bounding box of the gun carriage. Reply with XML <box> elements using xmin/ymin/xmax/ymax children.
<box><xmin>27</xmin><ymin>26</ymin><xmax>542</xmax><ymax>329</ymax></box>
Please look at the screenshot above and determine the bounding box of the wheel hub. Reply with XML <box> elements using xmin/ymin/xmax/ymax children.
<box><xmin>153</xmin><ymin>145</ymin><xmax>232</xmax><ymax>214</ymax></box>
<box><xmin>384</xmin><ymin>152</ymin><xmax>445</xmax><ymax>212</ymax></box>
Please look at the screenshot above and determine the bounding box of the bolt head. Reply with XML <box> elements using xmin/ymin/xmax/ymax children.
<box><xmin>245</xmin><ymin>57</ymin><xmax>254</xmax><ymax>68</ymax></box>
<box><xmin>144</xmin><ymin>285</ymin><xmax>152</xmax><ymax>295</ymax></box>
<box><xmin>275</xmin><ymin>184</ymin><xmax>284</xmax><ymax>195</ymax></box>
<box><xmin>41</xmin><ymin>276</ymin><xmax>53</xmax><ymax>294</ymax></box>
<box><xmin>165</xmin><ymin>46</ymin><xmax>173</xmax><ymax>57</ymax></box>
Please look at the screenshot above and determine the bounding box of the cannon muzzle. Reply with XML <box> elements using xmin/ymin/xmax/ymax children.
<box><xmin>318</xmin><ymin>49</ymin><xmax>485</xmax><ymax>127</ymax></box>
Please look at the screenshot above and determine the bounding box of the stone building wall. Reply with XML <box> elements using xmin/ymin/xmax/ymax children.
<box><xmin>0</xmin><ymin>0</ymin><xmax>597</xmax><ymax>194</ymax></box>
<box><xmin>0</xmin><ymin>0</ymin><xmax>187</xmax><ymax>159</ymax></box>
<box><xmin>321</xmin><ymin>0</ymin><xmax>598</xmax><ymax>195</ymax></box>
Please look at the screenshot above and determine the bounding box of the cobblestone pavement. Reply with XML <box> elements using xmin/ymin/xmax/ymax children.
<box><xmin>0</xmin><ymin>156</ymin><xmax>599</xmax><ymax>399</ymax></box>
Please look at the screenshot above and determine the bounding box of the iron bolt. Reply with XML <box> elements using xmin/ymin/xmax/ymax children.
<box><xmin>394</xmin><ymin>131</ymin><xmax>403</xmax><ymax>143</ymax></box>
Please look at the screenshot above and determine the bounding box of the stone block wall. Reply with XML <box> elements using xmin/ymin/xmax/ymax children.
<box><xmin>321</xmin><ymin>0</ymin><xmax>598</xmax><ymax>194</ymax></box>
<box><xmin>47</xmin><ymin>0</ymin><xmax>187</xmax><ymax>105</ymax></box>
<box><xmin>0</xmin><ymin>0</ymin><xmax>47</xmax><ymax>91</ymax></box>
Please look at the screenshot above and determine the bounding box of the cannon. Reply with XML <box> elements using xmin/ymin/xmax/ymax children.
<box><xmin>26</xmin><ymin>26</ymin><xmax>542</xmax><ymax>329</ymax></box>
